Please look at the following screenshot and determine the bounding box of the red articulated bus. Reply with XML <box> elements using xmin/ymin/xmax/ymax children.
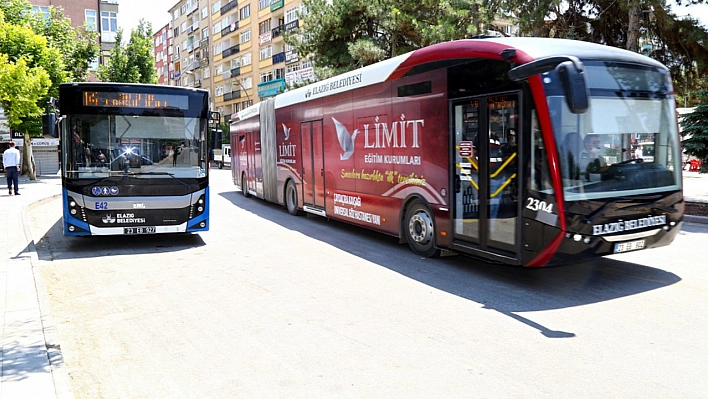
<box><xmin>230</xmin><ymin>37</ymin><xmax>684</xmax><ymax>267</ymax></box>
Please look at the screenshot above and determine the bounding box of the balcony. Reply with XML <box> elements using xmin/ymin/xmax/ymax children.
<box><xmin>271</xmin><ymin>24</ymin><xmax>284</xmax><ymax>39</ymax></box>
<box><xmin>221</xmin><ymin>44</ymin><xmax>240</xmax><ymax>58</ymax></box>
<box><xmin>200</xmin><ymin>37</ymin><xmax>209</xmax><ymax>48</ymax></box>
<box><xmin>258</xmin><ymin>78</ymin><xmax>286</xmax><ymax>98</ymax></box>
<box><xmin>285</xmin><ymin>49</ymin><xmax>298</xmax><ymax>64</ymax></box>
<box><xmin>272</xmin><ymin>51</ymin><xmax>285</xmax><ymax>64</ymax></box>
<box><xmin>221</xmin><ymin>21</ymin><xmax>239</xmax><ymax>37</ymax></box>
<box><xmin>194</xmin><ymin>80</ymin><xmax>202</xmax><ymax>88</ymax></box>
<box><xmin>221</xmin><ymin>0</ymin><xmax>238</xmax><ymax>15</ymax></box>
<box><xmin>200</xmin><ymin>57</ymin><xmax>209</xmax><ymax>67</ymax></box>
<box><xmin>230</xmin><ymin>67</ymin><xmax>240</xmax><ymax>78</ymax></box>
<box><xmin>285</xmin><ymin>19</ymin><xmax>299</xmax><ymax>34</ymax></box>
<box><xmin>270</xmin><ymin>0</ymin><xmax>284</xmax><ymax>12</ymax></box>
<box><xmin>187</xmin><ymin>44</ymin><xmax>194</xmax><ymax>53</ymax></box>
<box><xmin>172</xmin><ymin>53</ymin><xmax>180</xmax><ymax>62</ymax></box>
<box><xmin>187</xmin><ymin>26</ymin><xmax>194</xmax><ymax>34</ymax></box>
<box><xmin>223</xmin><ymin>92</ymin><xmax>233</xmax><ymax>101</ymax></box>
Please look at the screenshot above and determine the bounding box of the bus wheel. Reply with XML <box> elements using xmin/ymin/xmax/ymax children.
<box><xmin>404</xmin><ymin>200</ymin><xmax>440</xmax><ymax>258</ymax></box>
<box><xmin>285</xmin><ymin>180</ymin><xmax>303</xmax><ymax>216</ymax></box>
<box><xmin>241</xmin><ymin>174</ymin><xmax>250</xmax><ymax>198</ymax></box>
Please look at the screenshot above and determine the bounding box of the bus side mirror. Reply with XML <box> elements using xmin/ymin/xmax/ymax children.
<box><xmin>555</xmin><ymin>61</ymin><xmax>589</xmax><ymax>114</ymax></box>
<box><xmin>508</xmin><ymin>55</ymin><xmax>589</xmax><ymax>114</ymax></box>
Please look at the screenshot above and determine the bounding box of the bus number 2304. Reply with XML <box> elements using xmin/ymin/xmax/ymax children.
<box><xmin>526</xmin><ymin>198</ymin><xmax>554</xmax><ymax>214</ymax></box>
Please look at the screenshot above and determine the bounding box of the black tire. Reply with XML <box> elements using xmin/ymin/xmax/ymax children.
<box><xmin>403</xmin><ymin>199</ymin><xmax>440</xmax><ymax>257</ymax></box>
<box><xmin>241</xmin><ymin>174</ymin><xmax>250</xmax><ymax>198</ymax></box>
<box><xmin>285</xmin><ymin>180</ymin><xmax>303</xmax><ymax>216</ymax></box>
<box><xmin>218</xmin><ymin>161</ymin><xmax>224</xmax><ymax>169</ymax></box>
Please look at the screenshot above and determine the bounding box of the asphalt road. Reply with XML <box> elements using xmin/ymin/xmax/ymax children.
<box><xmin>28</xmin><ymin>169</ymin><xmax>708</xmax><ymax>399</ymax></box>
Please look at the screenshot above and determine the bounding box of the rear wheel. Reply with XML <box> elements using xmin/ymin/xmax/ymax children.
<box><xmin>403</xmin><ymin>199</ymin><xmax>440</xmax><ymax>257</ymax></box>
<box><xmin>285</xmin><ymin>180</ymin><xmax>303</xmax><ymax>216</ymax></box>
<box><xmin>241</xmin><ymin>174</ymin><xmax>250</xmax><ymax>198</ymax></box>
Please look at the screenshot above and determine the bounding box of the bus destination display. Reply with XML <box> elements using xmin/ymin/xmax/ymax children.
<box><xmin>82</xmin><ymin>91</ymin><xmax>189</xmax><ymax>110</ymax></box>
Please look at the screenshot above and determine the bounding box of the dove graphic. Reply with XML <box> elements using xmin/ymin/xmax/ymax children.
<box><xmin>282</xmin><ymin>123</ymin><xmax>290</xmax><ymax>140</ymax></box>
<box><xmin>332</xmin><ymin>117</ymin><xmax>360</xmax><ymax>160</ymax></box>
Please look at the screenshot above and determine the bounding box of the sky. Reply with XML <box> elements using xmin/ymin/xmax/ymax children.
<box><xmin>117</xmin><ymin>0</ymin><xmax>708</xmax><ymax>36</ymax></box>
<box><xmin>118</xmin><ymin>0</ymin><xmax>176</xmax><ymax>35</ymax></box>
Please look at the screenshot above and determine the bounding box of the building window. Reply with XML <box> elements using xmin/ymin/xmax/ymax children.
<box><xmin>285</xmin><ymin>7</ymin><xmax>298</xmax><ymax>24</ymax></box>
<box><xmin>242</xmin><ymin>76</ymin><xmax>252</xmax><ymax>89</ymax></box>
<box><xmin>260</xmin><ymin>70</ymin><xmax>275</xmax><ymax>83</ymax></box>
<box><xmin>259</xmin><ymin>20</ymin><xmax>271</xmax><ymax>35</ymax></box>
<box><xmin>201</xmin><ymin>7</ymin><xmax>208</xmax><ymax>19</ymax></box>
<box><xmin>85</xmin><ymin>10</ymin><xmax>97</xmax><ymax>31</ymax></box>
<box><xmin>239</xmin><ymin>5</ymin><xmax>250</xmax><ymax>20</ymax></box>
<box><xmin>213</xmin><ymin>20</ymin><xmax>221</xmax><ymax>35</ymax></box>
<box><xmin>240</xmin><ymin>29</ymin><xmax>251</xmax><ymax>44</ymax></box>
<box><xmin>181</xmin><ymin>4</ymin><xmax>187</xmax><ymax>14</ymax></box>
<box><xmin>241</xmin><ymin>52</ymin><xmax>252</xmax><ymax>66</ymax></box>
<box><xmin>204</xmin><ymin>67</ymin><xmax>210</xmax><ymax>79</ymax></box>
<box><xmin>101</xmin><ymin>11</ymin><xmax>117</xmax><ymax>32</ymax></box>
<box><xmin>32</xmin><ymin>6</ymin><xmax>50</xmax><ymax>20</ymax></box>
<box><xmin>212</xmin><ymin>1</ymin><xmax>221</xmax><ymax>14</ymax></box>
<box><xmin>216</xmin><ymin>85</ymin><xmax>224</xmax><ymax>96</ymax></box>
<box><xmin>173</xmin><ymin>9</ymin><xmax>180</xmax><ymax>20</ymax></box>
<box><xmin>231</xmin><ymin>58</ymin><xmax>240</xmax><ymax>69</ymax></box>
<box><xmin>275</xmin><ymin>67</ymin><xmax>285</xmax><ymax>80</ymax></box>
<box><xmin>214</xmin><ymin>42</ymin><xmax>223</xmax><ymax>54</ymax></box>
<box><xmin>258</xmin><ymin>0</ymin><xmax>270</xmax><ymax>10</ymax></box>
<box><xmin>259</xmin><ymin>45</ymin><xmax>272</xmax><ymax>61</ymax></box>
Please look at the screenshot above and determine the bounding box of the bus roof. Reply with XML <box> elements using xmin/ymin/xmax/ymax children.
<box><xmin>233</xmin><ymin>37</ymin><xmax>667</xmax><ymax>121</ymax></box>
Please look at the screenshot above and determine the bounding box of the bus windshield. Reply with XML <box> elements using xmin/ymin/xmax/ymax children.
<box><xmin>63</xmin><ymin>114</ymin><xmax>207</xmax><ymax>179</ymax></box>
<box><xmin>548</xmin><ymin>62</ymin><xmax>682</xmax><ymax>201</ymax></box>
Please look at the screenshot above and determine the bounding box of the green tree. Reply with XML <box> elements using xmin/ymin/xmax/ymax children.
<box><xmin>98</xmin><ymin>20</ymin><xmax>157</xmax><ymax>83</ymax></box>
<box><xmin>681</xmin><ymin>80</ymin><xmax>708</xmax><ymax>173</ymax></box>
<box><xmin>0</xmin><ymin>54</ymin><xmax>52</xmax><ymax>179</ymax></box>
<box><xmin>290</xmin><ymin>0</ymin><xmax>491</xmax><ymax>75</ymax></box>
<box><xmin>29</xmin><ymin>7</ymin><xmax>99</xmax><ymax>82</ymax></box>
<box><xmin>0</xmin><ymin>9</ymin><xmax>64</xmax><ymax>132</ymax></box>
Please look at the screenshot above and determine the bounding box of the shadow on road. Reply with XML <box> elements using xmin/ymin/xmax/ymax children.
<box><xmin>33</xmin><ymin>217</ymin><xmax>206</xmax><ymax>262</ymax></box>
<box><xmin>220</xmin><ymin>190</ymin><xmax>682</xmax><ymax>337</ymax></box>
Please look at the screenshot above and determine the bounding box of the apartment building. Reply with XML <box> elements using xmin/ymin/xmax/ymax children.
<box><xmin>166</xmin><ymin>0</ymin><xmax>309</xmax><ymax>121</ymax></box>
<box><xmin>31</xmin><ymin>0</ymin><xmax>119</xmax><ymax>69</ymax></box>
<box><xmin>154</xmin><ymin>23</ymin><xmax>172</xmax><ymax>85</ymax></box>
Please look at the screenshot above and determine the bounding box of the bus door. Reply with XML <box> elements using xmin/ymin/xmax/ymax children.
<box><xmin>247</xmin><ymin>131</ymin><xmax>260</xmax><ymax>196</ymax></box>
<box><xmin>300</xmin><ymin>120</ymin><xmax>325</xmax><ymax>211</ymax></box>
<box><xmin>451</xmin><ymin>94</ymin><xmax>520</xmax><ymax>259</ymax></box>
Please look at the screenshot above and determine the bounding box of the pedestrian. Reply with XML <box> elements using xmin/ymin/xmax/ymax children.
<box><xmin>3</xmin><ymin>141</ymin><xmax>21</xmax><ymax>195</ymax></box>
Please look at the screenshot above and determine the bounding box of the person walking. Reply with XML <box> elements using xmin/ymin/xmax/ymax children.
<box><xmin>3</xmin><ymin>141</ymin><xmax>21</xmax><ymax>195</ymax></box>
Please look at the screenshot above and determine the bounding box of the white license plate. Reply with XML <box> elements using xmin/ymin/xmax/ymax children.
<box><xmin>614</xmin><ymin>239</ymin><xmax>645</xmax><ymax>253</ymax></box>
<box><xmin>124</xmin><ymin>226</ymin><xmax>156</xmax><ymax>235</ymax></box>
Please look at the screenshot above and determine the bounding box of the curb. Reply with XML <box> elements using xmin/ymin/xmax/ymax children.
<box><xmin>684</xmin><ymin>214</ymin><xmax>708</xmax><ymax>224</ymax></box>
<box><xmin>21</xmin><ymin>193</ymin><xmax>76</xmax><ymax>399</ymax></box>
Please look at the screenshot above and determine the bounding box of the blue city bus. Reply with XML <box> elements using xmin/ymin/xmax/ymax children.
<box><xmin>58</xmin><ymin>82</ymin><xmax>216</xmax><ymax>236</ymax></box>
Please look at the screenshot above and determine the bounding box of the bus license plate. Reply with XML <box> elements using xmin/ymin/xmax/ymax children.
<box><xmin>614</xmin><ymin>240</ymin><xmax>645</xmax><ymax>253</ymax></box>
<box><xmin>124</xmin><ymin>226</ymin><xmax>156</xmax><ymax>235</ymax></box>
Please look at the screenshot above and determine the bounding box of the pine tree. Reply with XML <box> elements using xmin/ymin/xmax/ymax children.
<box><xmin>680</xmin><ymin>79</ymin><xmax>708</xmax><ymax>173</ymax></box>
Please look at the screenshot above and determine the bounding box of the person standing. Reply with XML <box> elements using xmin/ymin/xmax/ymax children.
<box><xmin>3</xmin><ymin>141</ymin><xmax>21</xmax><ymax>195</ymax></box>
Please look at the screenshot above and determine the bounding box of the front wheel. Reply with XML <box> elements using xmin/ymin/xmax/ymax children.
<box><xmin>285</xmin><ymin>180</ymin><xmax>303</xmax><ymax>216</ymax></box>
<box><xmin>403</xmin><ymin>200</ymin><xmax>440</xmax><ymax>258</ymax></box>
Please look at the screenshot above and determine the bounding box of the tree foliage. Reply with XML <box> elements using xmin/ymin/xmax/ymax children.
<box><xmin>0</xmin><ymin>9</ymin><xmax>62</xmax><ymax>133</ymax></box>
<box><xmin>291</xmin><ymin>0</ymin><xmax>493</xmax><ymax>74</ymax></box>
<box><xmin>97</xmin><ymin>20</ymin><xmax>157</xmax><ymax>84</ymax></box>
<box><xmin>681</xmin><ymin>80</ymin><xmax>708</xmax><ymax>173</ymax></box>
